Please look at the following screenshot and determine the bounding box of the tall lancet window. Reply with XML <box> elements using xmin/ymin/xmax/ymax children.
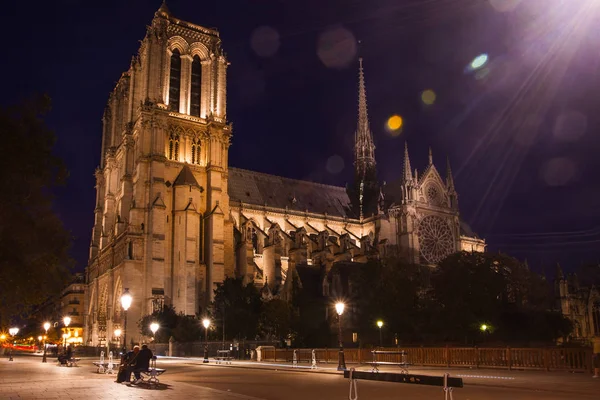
<box><xmin>168</xmin><ymin>134</ymin><xmax>180</xmax><ymax>160</ymax></box>
<box><xmin>191</xmin><ymin>138</ymin><xmax>201</xmax><ymax>164</ymax></box>
<box><xmin>190</xmin><ymin>56</ymin><xmax>202</xmax><ymax>117</ymax></box>
<box><xmin>169</xmin><ymin>49</ymin><xmax>182</xmax><ymax>112</ymax></box>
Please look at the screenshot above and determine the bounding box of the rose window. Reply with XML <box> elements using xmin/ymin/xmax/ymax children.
<box><xmin>417</xmin><ymin>215</ymin><xmax>455</xmax><ymax>264</ymax></box>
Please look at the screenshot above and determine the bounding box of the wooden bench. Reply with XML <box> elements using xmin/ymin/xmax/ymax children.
<box><xmin>370</xmin><ymin>350</ymin><xmax>411</xmax><ymax>373</ymax></box>
<box><xmin>215</xmin><ymin>350</ymin><xmax>233</xmax><ymax>364</ymax></box>
<box><xmin>344</xmin><ymin>368</ymin><xmax>463</xmax><ymax>400</ymax></box>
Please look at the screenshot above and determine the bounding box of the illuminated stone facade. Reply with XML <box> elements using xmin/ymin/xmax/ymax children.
<box><xmin>556</xmin><ymin>266</ymin><xmax>600</xmax><ymax>347</ymax></box>
<box><xmin>59</xmin><ymin>274</ymin><xmax>85</xmax><ymax>345</ymax></box>
<box><xmin>84</xmin><ymin>4</ymin><xmax>485</xmax><ymax>346</ymax></box>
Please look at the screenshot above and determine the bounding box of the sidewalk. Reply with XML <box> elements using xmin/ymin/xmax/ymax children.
<box><xmin>0</xmin><ymin>355</ymin><xmax>262</xmax><ymax>400</ymax></box>
<box><xmin>157</xmin><ymin>356</ymin><xmax>600</xmax><ymax>396</ymax></box>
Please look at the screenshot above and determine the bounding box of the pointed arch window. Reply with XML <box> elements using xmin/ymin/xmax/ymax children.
<box><xmin>191</xmin><ymin>138</ymin><xmax>201</xmax><ymax>164</ymax></box>
<box><xmin>190</xmin><ymin>56</ymin><xmax>202</xmax><ymax>117</ymax></box>
<box><xmin>168</xmin><ymin>134</ymin><xmax>180</xmax><ymax>160</ymax></box>
<box><xmin>169</xmin><ymin>49</ymin><xmax>182</xmax><ymax>112</ymax></box>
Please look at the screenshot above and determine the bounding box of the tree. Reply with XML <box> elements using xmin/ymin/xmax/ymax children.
<box><xmin>290</xmin><ymin>273</ymin><xmax>331</xmax><ymax>347</ymax></box>
<box><xmin>0</xmin><ymin>95</ymin><xmax>72</xmax><ymax>326</ymax></box>
<box><xmin>138</xmin><ymin>305</ymin><xmax>178</xmax><ymax>343</ymax></box>
<box><xmin>260</xmin><ymin>299</ymin><xmax>292</xmax><ymax>342</ymax></box>
<box><xmin>432</xmin><ymin>251</ymin><xmax>571</xmax><ymax>344</ymax></box>
<box><xmin>349</xmin><ymin>257</ymin><xmax>430</xmax><ymax>344</ymax></box>
<box><xmin>212</xmin><ymin>277</ymin><xmax>262</xmax><ymax>340</ymax></box>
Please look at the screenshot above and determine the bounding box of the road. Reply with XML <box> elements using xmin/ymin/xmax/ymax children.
<box><xmin>1</xmin><ymin>354</ymin><xmax>598</xmax><ymax>399</ymax></box>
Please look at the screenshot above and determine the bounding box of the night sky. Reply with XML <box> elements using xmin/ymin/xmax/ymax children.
<box><xmin>4</xmin><ymin>0</ymin><xmax>599</xmax><ymax>275</ymax></box>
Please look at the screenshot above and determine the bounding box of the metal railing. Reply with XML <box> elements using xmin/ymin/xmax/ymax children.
<box><xmin>259</xmin><ymin>346</ymin><xmax>593</xmax><ymax>373</ymax></box>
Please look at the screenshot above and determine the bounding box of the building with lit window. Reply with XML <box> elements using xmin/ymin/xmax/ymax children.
<box><xmin>58</xmin><ymin>274</ymin><xmax>85</xmax><ymax>345</ymax></box>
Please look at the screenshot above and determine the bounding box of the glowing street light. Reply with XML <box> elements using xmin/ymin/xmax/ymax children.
<box><xmin>120</xmin><ymin>288</ymin><xmax>132</xmax><ymax>351</ymax></box>
<box><xmin>42</xmin><ymin>321</ymin><xmax>51</xmax><ymax>363</ymax></box>
<box><xmin>377</xmin><ymin>320</ymin><xmax>384</xmax><ymax>347</ymax></box>
<box><xmin>63</xmin><ymin>316</ymin><xmax>71</xmax><ymax>349</ymax></box>
<box><xmin>8</xmin><ymin>327</ymin><xmax>18</xmax><ymax>362</ymax></box>
<box><xmin>150</xmin><ymin>322</ymin><xmax>159</xmax><ymax>335</ymax></box>
<box><xmin>202</xmin><ymin>318</ymin><xmax>210</xmax><ymax>363</ymax></box>
<box><xmin>335</xmin><ymin>302</ymin><xmax>347</xmax><ymax>371</ymax></box>
<box><xmin>150</xmin><ymin>322</ymin><xmax>159</xmax><ymax>340</ymax></box>
<box><xmin>480</xmin><ymin>324</ymin><xmax>488</xmax><ymax>332</ymax></box>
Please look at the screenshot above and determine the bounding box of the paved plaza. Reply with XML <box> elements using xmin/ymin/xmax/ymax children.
<box><xmin>1</xmin><ymin>354</ymin><xmax>599</xmax><ymax>399</ymax></box>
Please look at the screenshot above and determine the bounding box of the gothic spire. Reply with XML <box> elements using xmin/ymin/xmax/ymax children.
<box><xmin>354</xmin><ymin>58</ymin><xmax>376</xmax><ymax>174</ymax></box>
<box><xmin>157</xmin><ymin>0</ymin><xmax>170</xmax><ymax>16</ymax></box>
<box><xmin>446</xmin><ymin>156</ymin><xmax>455</xmax><ymax>190</ymax></box>
<box><xmin>428</xmin><ymin>146</ymin><xmax>433</xmax><ymax>165</ymax></box>
<box><xmin>402</xmin><ymin>142</ymin><xmax>413</xmax><ymax>183</ymax></box>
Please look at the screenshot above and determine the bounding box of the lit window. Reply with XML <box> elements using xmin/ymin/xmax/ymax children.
<box><xmin>169</xmin><ymin>49</ymin><xmax>181</xmax><ymax>111</ymax></box>
<box><xmin>190</xmin><ymin>56</ymin><xmax>201</xmax><ymax>117</ymax></box>
<box><xmin>168</xmin><ymin>134</ymin><xmax>180</xmax><ymax>160</ymax></box>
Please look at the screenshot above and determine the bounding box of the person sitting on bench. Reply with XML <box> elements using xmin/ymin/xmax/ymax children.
<box><xmin>129</xmin><ymin>344</ymin><xmax>154</xmax><ymax>384</ymax></box>
<box><xmin>58</xmin><ymin>345</ymin><xmax>72</xmax><ymax>365</ymax></box>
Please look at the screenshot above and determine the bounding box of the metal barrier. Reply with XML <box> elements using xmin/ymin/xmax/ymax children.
<box><xmin>344</xmin><ymin>368</ymin><xmax>463</xmax><ymax>400</ymax></box>
<box><xmin>261</xmin><ymin>347</ymin><xmax>593</xmax><ymax>373</ymax></box>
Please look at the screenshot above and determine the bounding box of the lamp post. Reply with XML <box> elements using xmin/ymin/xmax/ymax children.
<box><xmin>377</xmin><ymin>320</ymin><xmax>384</xmax><ymax>347</ymax></box>
<box><xmin>63</xmin><ymin>316</ymin><xmax>71</xmax><ymax>350</ymax></box>
<box><xmin>335</xmin><ymin>302</ymin><xmax>346</xmax><ymax>371</ymax></box>
<box><xmin>120</xmin><ymin>288</ymin><xmax>132</xmax><ymax>351</ymax></box>
<box><xmin>42</xmin><ymin>322</ymin><xmax>50</xmax><ymax>363</ymax></box>
<box><xmin>8</xmin><ymin>327</ymin><xmax>19</xmax><ymax>361</ymax></box>
<box><xmin>202</xmin><ymin>318</ymin><xmax>210</xmax><ymax>363</ymax></box>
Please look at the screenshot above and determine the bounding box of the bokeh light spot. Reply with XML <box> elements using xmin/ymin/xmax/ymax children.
<box><xmin>387</xmin><ymin>115</ymin><xmax>403</xmax><ymax>131</ymax></box>
<box><xmin>541</xmin><ymin>157</ymin><xmax>576</xmax><ymax>187</ymax></box>
<box><xmin>250</xmin><ymin>26</ymin><xmax>280</xmax><ymax>57</ymax></box>
<box><xmin>470</xmin><ymin>54</ymin><xmax>488</xmax><ymax>70</ymax></box>
<box><xmin>326</xmin><ymin>155</ymin><xmax>345</xmax><ymax>174</ymax></box>
<box><xmin>317</xmin><ymin>27</ymin><xmax>357</xmax><ymax>69</ymax></box>
<box><xmin>552</xmin><ymin>110</ymin><xmax>587</xmax><ymax>142</ymax></box>
<box><xmin>421</xmin><ymin>89</ymin><xmax>436</xmax><ymax>105</ymax></box>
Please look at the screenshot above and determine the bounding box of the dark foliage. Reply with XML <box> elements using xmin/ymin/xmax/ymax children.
<box><xmin>0</xmin><ymin>95</ymin><xmax>73</xmax><ymax>326</ymax></box>
<box><xmin>138</xmin><ymin>305</ymin><xmax>202</xmax><ymax>343</ymax></box>
<box><xmin>212</xmin><ymin>277</ymin><xmax>262</xmax><ymax>340</ymax></box>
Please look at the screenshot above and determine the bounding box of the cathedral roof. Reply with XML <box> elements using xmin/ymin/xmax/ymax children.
<box><xmin>228</xmin><ymin>167</ymin><xmax>356</xmax><ymax>218</ymax></box>
<box><xmin>174</xmin><ymin>165</ymin><xmax>201</xmax><ymax>189</ymax></box>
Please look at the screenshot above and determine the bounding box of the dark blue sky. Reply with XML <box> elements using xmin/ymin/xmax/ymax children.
<box><xmin>4</xmin><ymin>0</ymin><xmax>599</xmax><ymax>275</ymax></box>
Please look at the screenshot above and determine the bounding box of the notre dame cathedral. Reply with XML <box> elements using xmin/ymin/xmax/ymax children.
<box><xmin>84</xmin><ymin>3</ymin><xmax>485</xmax><ymax>346</ymax></box>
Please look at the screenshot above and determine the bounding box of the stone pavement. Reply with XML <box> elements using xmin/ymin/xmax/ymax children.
<box><xmin>0</xmin><ymin>355</ymin><xmax>262</xmax><ymax>400</ymax></box>
<box><xmin>159</xmin><ymin>356</ymin><xmax>600</xmax><ymax>395</ymax></box>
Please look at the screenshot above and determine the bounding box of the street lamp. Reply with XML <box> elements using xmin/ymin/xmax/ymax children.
<box><xmin>114</xmin><ymin>329</ymin><xmax>122</xmax><ymax>350</ymax></box>
<box><xmin>202</xmin><ymin>318</ymin><xmax>210</xmax><ymax>363</ymax></box>
<box><xmin>120</xmin><ymin>288</ymin><xmax>132</xmax><ymax>351</ymax></box>
<box><xmin>63</xmin><ymin>316</ymin><xmax>71</xmax><ymax>349</ymax></box>
<box><xmin>335</xmin><ymin>302</ymin><xmax>346</xmax><ymax>371</ymax></box>
<box><xmin>8</xmin><ymin>327</ymin><xmax>18</xmax><ymax>362</ymax></box>
<box><xmin>150</xmin><ymin>322</ymin><xmax>159</xmax><ymax>339</ymax></box>
<box><xmin>480</xmin><ymin>324</ymin><xmax>488</xmax><ymax>332</ymax></box>
<box><xmin>377</xmin><ymin>320</ymin><xmax>384</xmax><ymax>347</ymax></box>
<box><xmin>42</xmin><ymin>322</ymin><xmax>51</xmax><ymax>363</ymax></box>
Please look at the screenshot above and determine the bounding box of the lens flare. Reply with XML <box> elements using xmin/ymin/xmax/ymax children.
<box><xmin>470</xmin><ymin>54</ymin><xmax>488</xmax><ymax>70</ymax></box>
<box><xmin>421</xmin><ymin>89</ymin><xmax>436</xmax><ymax>105</ymax></box>
<box><xmin>387</xmin><ymin>115</ymin><xmax>403</xmax><ymax>131</ymax></box>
